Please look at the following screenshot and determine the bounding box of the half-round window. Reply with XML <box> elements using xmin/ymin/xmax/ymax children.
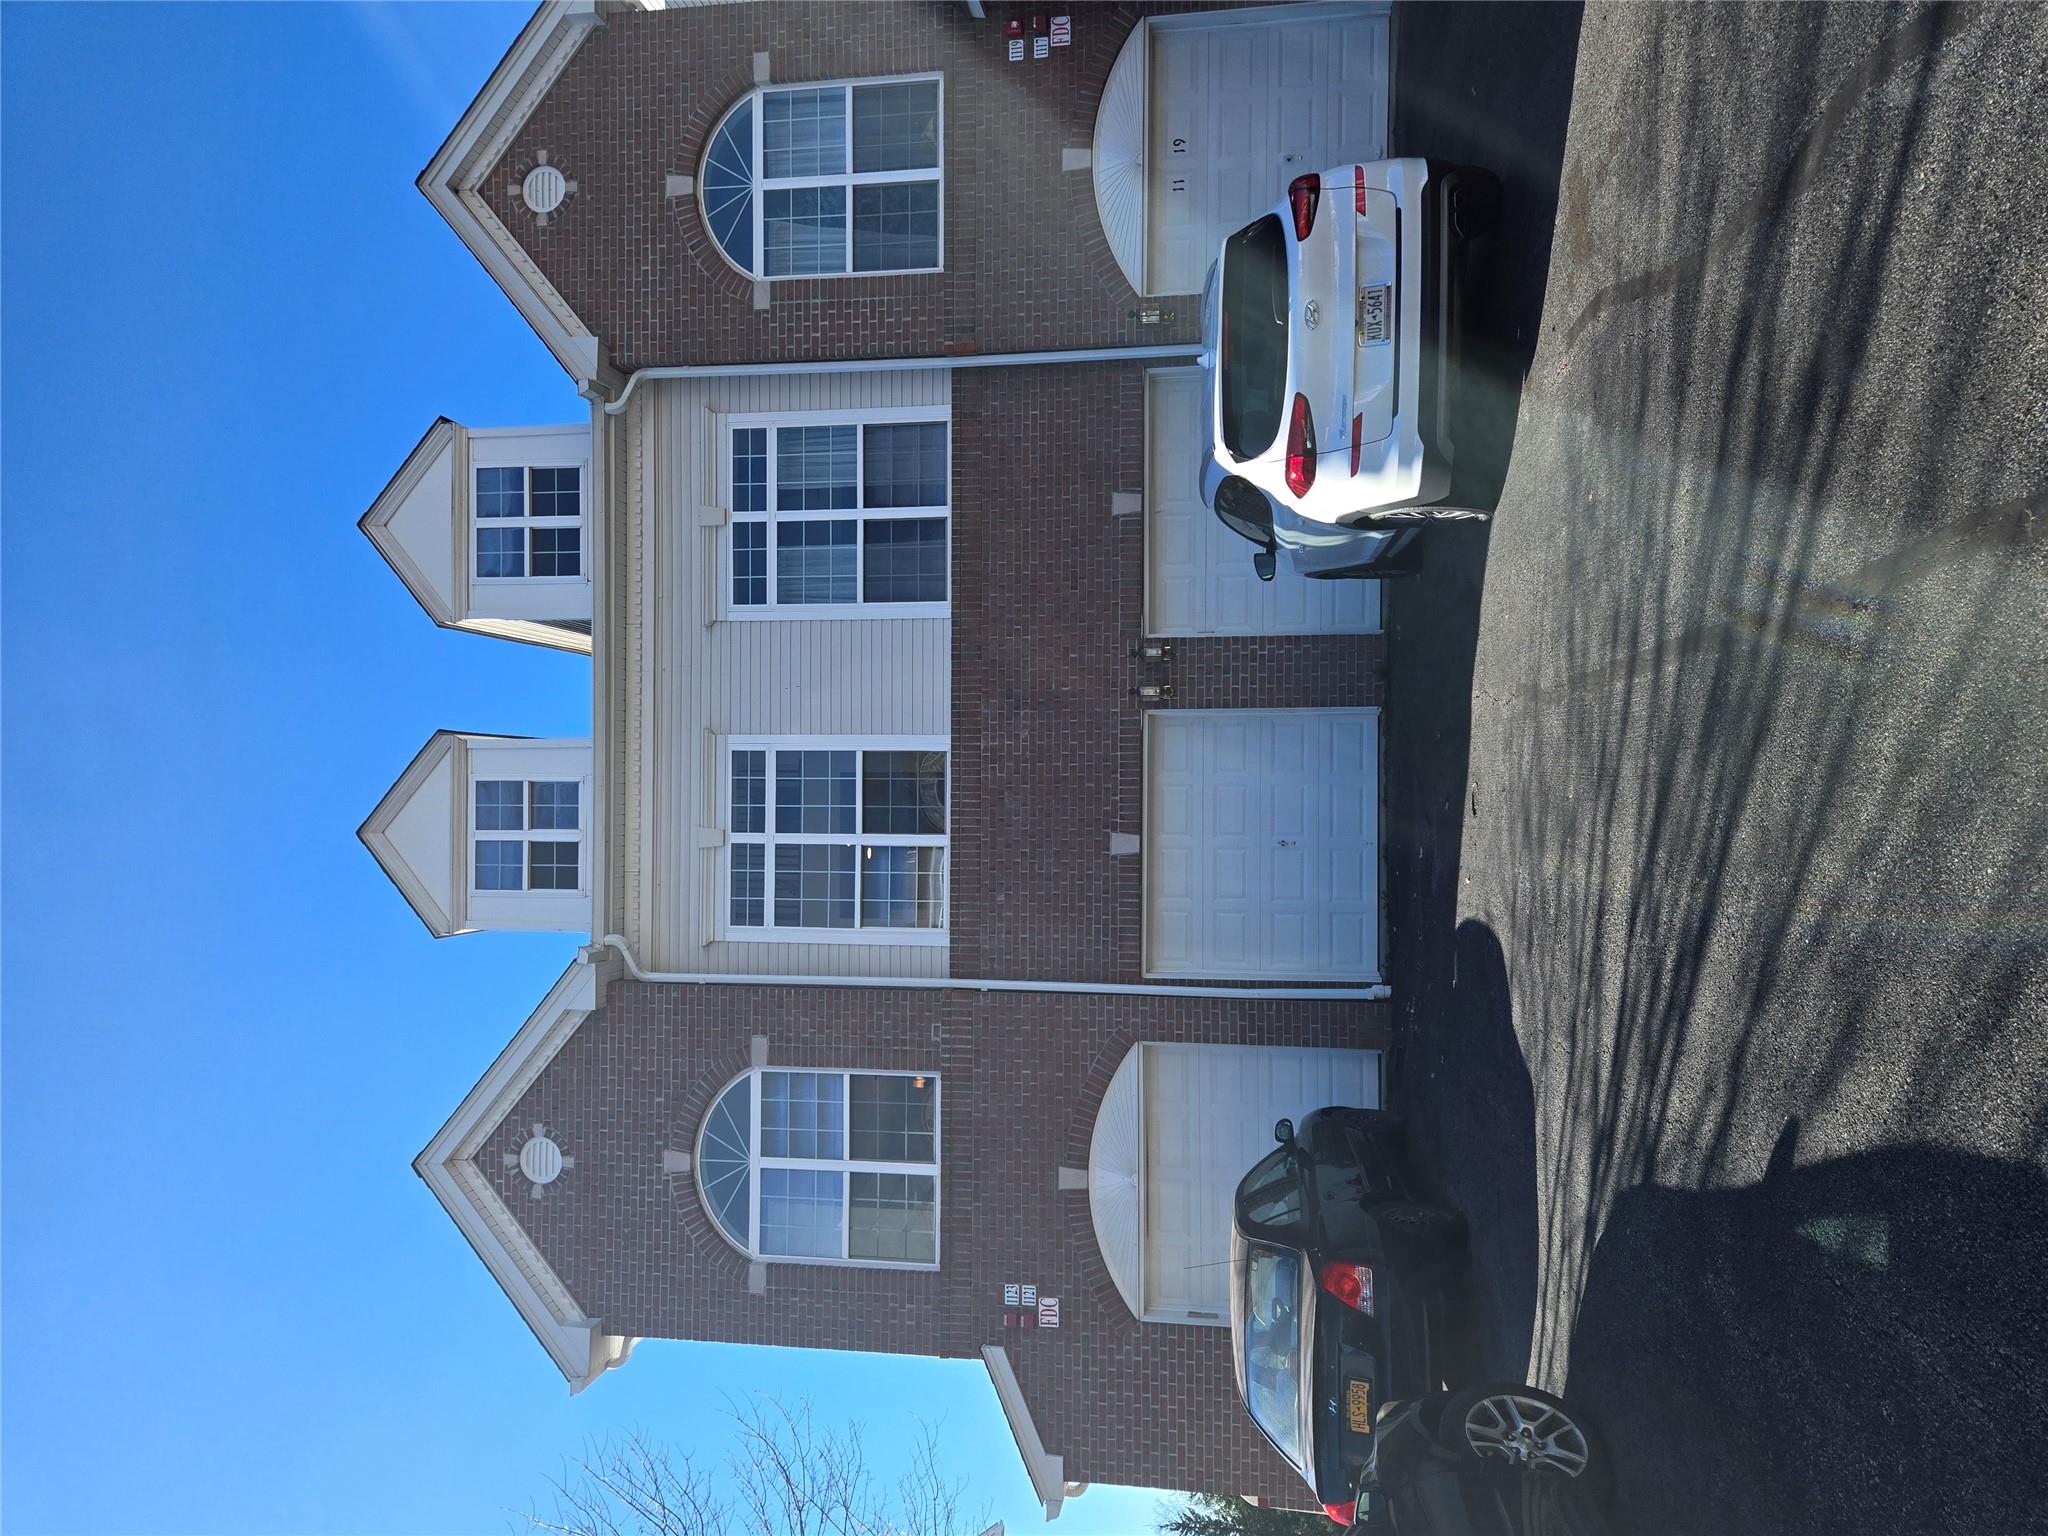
<box><xmin>697</xmin><ymin>1075</ymin><xmax>753</xmax><ymax>1249</ymax></box>
<box><xmin>693</xmin><ymin>1068</ymin><xmax>941</xmax><ymax>1267</ymax></box>
<box><xmin>698</xmin><ymin>77</ymin><xmax>943</xmax><ymax>279</ymax></box>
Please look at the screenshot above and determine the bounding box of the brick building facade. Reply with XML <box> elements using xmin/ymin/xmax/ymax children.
<box><xmin>368</xmin><ymin>0</ymin><xmax>1404</xmax><ymax>1518</ymax></box>
<box><xmin>487</xmin><ymin>981</ymin><xmax>1387</xmax><ymax>1500</ymax></box>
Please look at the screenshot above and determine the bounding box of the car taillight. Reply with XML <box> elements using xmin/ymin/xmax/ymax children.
<box><xmin>1284</xmin><ymin>394</ymin><xmax>1316</xmax><ymax>497</ymax></box>
<box><xmin>1355</xmin><ymin>163</ymin><xmax>1367</xmax><ymax>215</ymax></box>
<box><xmin>1319</xmin><ymin>1259</ymin><xmax>1375</xmax><ymax>1315</ymax></box>
<box><xmin>1288</xmin><ymin>173</ymin><xmax>1321</xmax><ymax>240</ymax></box>
<box><xmin>1323</xmin><ymin>1500</ymin><xmax>1357</xmax><ymax>1525</ymax></box>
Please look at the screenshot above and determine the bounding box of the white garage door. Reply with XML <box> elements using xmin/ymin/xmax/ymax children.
<box><xmin>1143</xmin><ymin>1042</ymin><xmax>1380</xmax><ymax>1322</ymax></box>
<box><xmin>1146</xmin><ymin>369</ymin><xmax>1379</xmax><ymax>636</ymax></box>
<box><xmin>1146</xmin><ymin>709</ymin><xmax>1379</xmax><ymax>981</ymax></box>
<box><xmin>1146</xmin><ymin>4</ymin><xmax>1390</xmax><ymax>296</ymax></box>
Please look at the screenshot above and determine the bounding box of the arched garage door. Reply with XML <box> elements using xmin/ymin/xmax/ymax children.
<box><xmin>1095</xmin><ymin>4</ymin><xmax>1391</xmax><ymax>298</ymax></box>
<box><xmin>1090</xmin><ymin>1042</ymin><xmax>1382</xmax><ymax>1324</ymax></box>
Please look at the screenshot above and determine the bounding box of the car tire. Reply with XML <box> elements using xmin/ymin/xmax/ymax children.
<box><xmin>1439</xmin><ymin>1384</ymin><xmax>1613</xmax><ymax>1505</ymax></box>
<box><xmin>1354</xmin><ymin>505</ymin><xmax>1491</xmax><ymax>525</ymax></box>
<box><xmin>1449</xmin><ymin>170</ymin><xmax>1504</xmax><ymax>241</ymax></box>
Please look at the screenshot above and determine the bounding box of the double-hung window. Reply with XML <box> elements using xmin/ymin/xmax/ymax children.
<box><xmin>726</xmin><ymin>739</ymin><xmax>946</xmax><ymax>941</ymax></box>
<box><xmin>730</xmin><ymin>413</ymin><xmax>948</xmax><ymax>613</ymax></box>
<box><xmin>697</xmin><ymin>1069</ymin><xmax>940</xmax><ymax>1267</ymax></box>
<box><xmin>700</xmin><ymin>76</ymin><xmax>942</xmax><ymax>277</ymax></box>
<box><xmin>472</xmin><ymin>779</ymin><xmax>581</xmax><ymax>892</ymax></box>
<box><xmin>474</xmin><ymin>464</ymin><xmax>582</xmax><ymax>581</ymax></box>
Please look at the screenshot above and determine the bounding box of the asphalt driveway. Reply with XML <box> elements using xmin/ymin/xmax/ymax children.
<box><xmin>1384</xmin><ymin>5</ymin><xmax>2048</xmax><ymax>1533</ymax></box>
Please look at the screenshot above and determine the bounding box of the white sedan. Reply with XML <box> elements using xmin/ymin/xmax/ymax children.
<box><xmin>1197</xmin><ymin>158</ymin><xmax>1502</xmax><ymax>580</ymax></box>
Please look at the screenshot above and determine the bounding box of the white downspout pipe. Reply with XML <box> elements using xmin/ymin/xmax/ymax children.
<box><xmin>589</xmin><ymin>936</ymin><xmax>1389</xmax><ymax>1001</ymax></box>
<box><xmin>603</xmin><ymin>343</ymin><xmax>1204</xmax><ymax>415</ymax></box>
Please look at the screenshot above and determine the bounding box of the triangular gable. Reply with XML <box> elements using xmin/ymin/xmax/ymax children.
<box><xmin>413</xmin><ymin>954</ymin><xmax>635</xmax><ymax>1390</ymax></box>
<box><xmin>417</xmin><ymin>0</ymin><xmax>626</xmax><ymax>391</ymax></box>
<box><xmin>358</xmin><ymin>418</ymin><xmax>594</xmax><ymax>653</ymax></box>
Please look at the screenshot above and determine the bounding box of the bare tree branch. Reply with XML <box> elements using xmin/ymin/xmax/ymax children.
<box><xmin>523</xmin><ymin>1399</ymin><xmax>985</xmax><ymax>1536</ymax></box>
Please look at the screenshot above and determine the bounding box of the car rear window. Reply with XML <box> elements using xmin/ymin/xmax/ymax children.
<box><xmin>1220</xmin><ymin>214</ymin><xmax>1289</xmax><ymax>460</ymax></box>
<box><xmin>1241</xmin><ymin>1243</ymin><xmax>1308</xmax><ymax>1469</ymax></box>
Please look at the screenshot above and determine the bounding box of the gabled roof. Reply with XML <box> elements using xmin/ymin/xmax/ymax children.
<box><xmin>358</xmin><ymin>418</ymin><xmax>593</xmax><ymax>653</ymax></box>
<box><xmin>359</xmin><ymin>730</ymin><xmax>527</xmax><ymax>937</ymax></box>
<box><xmin>417</xmin><ymin>1</ymin><xmax>623</xmax><ymax>391</ymax></box>
<box><xmin>414</xmin><ymin>954</ymin><xmax>635</xmax><ymax>1390</ymax></box>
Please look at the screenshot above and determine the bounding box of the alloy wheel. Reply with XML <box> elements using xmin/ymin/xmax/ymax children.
<box><xmin>1463</xmin><ymin>1393</ymin><xmax>1591</xmax><ymax>1478</ymax></box>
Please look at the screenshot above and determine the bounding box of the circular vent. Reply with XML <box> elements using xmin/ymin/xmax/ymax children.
<box><xmin>522</xmin><ymin>164</ymin><xmax>568</xmax><ymax>215</ymax></box>
<box><xmin>519</xmin><ymin>1135</ymin><xmax>564</xmax><ymax>1184</ymax></box>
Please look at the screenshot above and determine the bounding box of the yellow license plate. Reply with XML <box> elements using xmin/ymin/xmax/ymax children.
<box><xmin>1346</xmin><ymin>1379</ymin><xmax>1373</xmax><ymax>1433</ymax></box>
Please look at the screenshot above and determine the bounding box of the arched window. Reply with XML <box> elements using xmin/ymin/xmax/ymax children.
<box><xmin>695</xmin><ymin>1068</ymin><xmax>940</xmax><ymax>1267</ymax></box>
<box><xmin>700</xmin><ymin>76</ymin><xmax>942</xmax><ymax>279</ymax></box>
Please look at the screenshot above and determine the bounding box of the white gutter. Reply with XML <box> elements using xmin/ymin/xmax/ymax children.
<box><xmin>604</xmin><ymin>343</ymin><xmax>1203</xmax><ymax>415</ymax></box>
<box><xmin>591</xmin><ymin>936</ymin><xmax>1388</xmax><ymax>1000</ymax></box>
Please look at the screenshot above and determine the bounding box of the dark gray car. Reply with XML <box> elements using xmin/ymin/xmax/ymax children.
<box><xmin>1228</xmin><ymin>1108</ymin><xmax>1468</xmax><ymax>1523</ymax></box>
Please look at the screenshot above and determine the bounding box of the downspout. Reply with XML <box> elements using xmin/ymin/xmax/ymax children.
<box><xmin>603</xmin><ymin>342</ymin><xmax>1205</xmax><ymax>416</ymax></box>
<box><xmin>578</xmin><ymin>378</ymin><xmax>611</xmax><ymax>944</ymax></box>
<box><xmin>588</xmin><ymin>936</ymin><xmax>1389</xmax><ymax>1001</ymax></box>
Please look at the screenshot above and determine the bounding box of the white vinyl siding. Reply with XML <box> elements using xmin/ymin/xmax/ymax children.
<box><xmin>618</xmin><ymin>371</ymin><xmax>951</xmax><ymax>976</ymax></box>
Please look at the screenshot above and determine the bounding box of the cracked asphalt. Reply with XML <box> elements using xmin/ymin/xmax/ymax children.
<box><xmin>1383</xmin><ymin>5</ymin><xmax>2048</xmax><ymax>1533</ymax></box>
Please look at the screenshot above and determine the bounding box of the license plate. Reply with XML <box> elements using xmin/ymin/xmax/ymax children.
<box><xmin>1358</xmin><ymin>284</ymin><xmax>1391</xmax><ymax>347</ymax></box>
<box><xmin>1346</xmin><ymin>1379</ymin><xmax>1373</xmax><ymax>1433</ymax></box>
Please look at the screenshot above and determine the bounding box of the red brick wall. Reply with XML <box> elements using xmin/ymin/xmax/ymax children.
<box><xmin>480</xmin><ymin>978</ymin><xmax>1390</xmax><ymax>1503</ymax></box>
<box><xmin>949</xmin><ymin>362</ymin><xmax>1388</xmax><ymax>985</ymax></box>
<box><xmin>479</xmin><ymin>2</ymin><xmax>1224</xmax><ymax>370</ymax></box>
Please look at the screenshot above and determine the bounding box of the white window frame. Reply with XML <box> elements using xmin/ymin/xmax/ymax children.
<box><xmin>697</xmin><ymin>1067</ymin><xmax>942</xmax><ymax>1272</ymax></box>
<box><xmin>471</xmin><ymin>462</ymin><xmax>586</xmax><ymax>587</ymax></box>
<box><xmin>468</xmin><ymin>775</ymin><xmax>587</xmax><ymax>896</ymax></box>
<box><xmin>725</xmin><ymin>405</ymin><xmax>951</xmax><ymax>620</ymax></box>
<box><xmin>721</xmin><ymin>734</ymin><xmax>948</xmax><ymax>945</ymax></box>
<box><xmin>705</xmin><ymin>73</ymin><xmax>945</xmax><ymax>280</ymax></box>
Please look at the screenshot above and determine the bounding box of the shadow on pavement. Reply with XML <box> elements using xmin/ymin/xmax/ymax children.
<box><xmin>1381</xmin><ymin>5</ymin><xmax>1579</xmax><ymax>1390</ymax></box>
<box><xmin>1461</xmin><ymin>5</ymin><xmax>2048</xmax><ymax>1532</ymax></box>
<box><xmin>1397</xmin><ymin>920</ymin><xmax>1539</xmax><ymax>1394</ymax></box>
<box><xmin>1571</xmin><ymin>1120</ymin><xmax>2048</xmax><ymax>1536</ymax></box>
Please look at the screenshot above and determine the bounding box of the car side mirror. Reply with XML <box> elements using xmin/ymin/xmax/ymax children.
<box><xmin>1273</xmin><ymin>1117</ymin><xmax>1295</xmax><ymax>1145</ymax></box>
<box><xmin>1252</xmin><ymin>549</ymin><xmax>1277</xmax><ymax>582</ymax></box>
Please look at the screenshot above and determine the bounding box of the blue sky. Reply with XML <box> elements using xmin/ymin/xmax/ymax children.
<box><xmin>0</xmin><ymin>6</ymin><xmax>1163</xmax><ymax>1533</ymax></box>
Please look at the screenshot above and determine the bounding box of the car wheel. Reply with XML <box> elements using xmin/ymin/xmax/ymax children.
<box><xmin>1442</xmin><ymin>1384</ymin><xmax>1613</xmax><ymax>1503</ymax></box>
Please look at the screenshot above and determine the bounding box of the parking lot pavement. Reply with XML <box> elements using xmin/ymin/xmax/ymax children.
<box><xmin>1385</xmin><ymin>5</ymin><xmax>2048</xmax><ymax>1534</ymax></box>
